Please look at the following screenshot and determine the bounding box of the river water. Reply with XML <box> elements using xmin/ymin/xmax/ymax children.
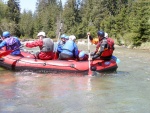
<box><xmin>0</xmin><ymin>45</ymin><xmax>150</xmax><ymax>113</ymax></box>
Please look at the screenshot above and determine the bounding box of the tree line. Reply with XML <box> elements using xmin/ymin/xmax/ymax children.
<box><xmin>0</xmin><ymin>0</ymin><xmax>150</xmax><ymax>47</ymax></box>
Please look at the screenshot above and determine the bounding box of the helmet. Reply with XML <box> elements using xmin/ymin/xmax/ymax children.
<box><xmin>65</xmin><ymin>35</ymin><xmax>69</xmax><ymax>40</ymax></box>
<box><xmin>2</xmin><ymin>31</ymin><xmax>10</xmax><ymax>38</ymax></box>
<box><xmin>97</xmin><ymin>30</ymin><xmax>104</xmax><ymax>37</ymax></box>
<box><xmin>79</xmin><ymin>51</ymin><xmax>85</xmax><ymax>58</ymax></box>
<box><xmin>61</xmin><ymin>34</ymin><xmax>66</xmax><ymax>38</ymax></box>
<box><xmin>69</xmin><ymin>35</ymin><xmax>76</xmax><ymax>41</ymax></box>
<box><xmin>105</xmin><ymin>32</ymin><xmax>108</xmax><ymax>38</ymax></box>
<box><xmin>37</xmin><ymin>32</ymin><xmax>46</xmax><ymax>37</ymax></box>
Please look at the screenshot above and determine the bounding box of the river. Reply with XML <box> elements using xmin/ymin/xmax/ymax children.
<box><xmin>0</xmin><ymin>45</ymin><xmax>150</xmax><ymax>113</ymax></box>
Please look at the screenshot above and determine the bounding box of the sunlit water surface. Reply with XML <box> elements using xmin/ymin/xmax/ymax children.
<box><xmin>0</xmin><ymin>46</ymin><xmax>150</xmax><ymax>113</ymax></box>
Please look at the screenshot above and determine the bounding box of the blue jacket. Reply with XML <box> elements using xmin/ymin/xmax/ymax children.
<box><xmin>0</xmin><ymin>37</ymin><xmax>21</xmax><ymax>55</ymax></box>
<box><xmin>61</xmin><ymin>40</ymin><xmax>78</xmax><ymax>58</ymax></box>
<box><xmin>57</xmin><ymin>41</ymin><xmax>65</xmax><ymax>53</ymax></box>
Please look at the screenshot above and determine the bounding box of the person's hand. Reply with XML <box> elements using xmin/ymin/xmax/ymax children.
<box><xmin>90</xmin><ymin>52</ymin><xmax>95</xmax><ymax>56</ymax></box>
<box><xmin>24</xmin><ymin>42</ymin><xmax>27</xmax><ymax>47</ymax></box>
<box><xmin>88</xmin><ymin>57</ymin><xmax>92</xmax><ymax>61</ymax></box>
<box><xmin>87</xmin><ymin>32</ymin><xmax>90</xmax><ymax>36</ymax></box>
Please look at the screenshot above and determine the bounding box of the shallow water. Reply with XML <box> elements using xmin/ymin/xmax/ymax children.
<box><xmin>0</xmin><ymin>46</ymin><xmax>150</xmax><ymax>113</ymax></box>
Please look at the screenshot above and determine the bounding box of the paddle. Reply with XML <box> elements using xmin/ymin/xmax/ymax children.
<box><xmin>87</xmin><ymin>34</ymin><xmax>92</xmax><ymax>76</ymax></box>
<box><xmin>0</xmin><ymin>50</ymin><xmax>13</xmax><ymax>58</ymax></box>
<box><xmin>53</xmin><ymin>21</ymin><xmax>63</xmax><ymax>59</ymax></box>
<box><xmin>0</xmin><ymin>46</ymin><xmax>22</xmax><ymax>58</ymax></box>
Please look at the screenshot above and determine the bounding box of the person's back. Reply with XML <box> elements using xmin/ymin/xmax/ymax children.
<box><xmin>59</xmin><ymin>35</ymin><xmax>78</xmax><ymax>60</ymax></box>
<box><xmin>0</xmin><ymin>31</ymin><xmax>21</xmax><ymax>56</ymax></box>
<box><xmin>41</xmin><ymin>38</ymin><xmax>54</xmax><ymax>52</ymax></box>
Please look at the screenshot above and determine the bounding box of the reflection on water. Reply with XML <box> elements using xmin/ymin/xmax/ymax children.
<box><xmin>0</xmin><ymin>47</ymin><xmax>150</xmax><ymax>113</ymax></box>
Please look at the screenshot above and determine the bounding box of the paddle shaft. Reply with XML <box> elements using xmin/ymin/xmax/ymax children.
<box><xmin>0</xmin><ymin>46</ymin><xmax>22</xmax><ymax>58</ymax></box>
<box><xmin>54</xmin><ymin>21</ymin><xmax>63</xmax><ymax>59</ymax></box>
<box><xmin>87</xmin><ymin>34</ymin><xmax>92</xmax><ymax>76</ymax></box>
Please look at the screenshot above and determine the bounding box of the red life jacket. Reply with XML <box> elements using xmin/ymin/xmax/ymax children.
<box><xmin>101</xmin><ymin>37</ymin><xmax>114</xmax><ymax>57</ymax></box>
<box><xmin>96</xmin><ymin>37</ymin><xmax>114</xmax><ymax>57</ymax></box>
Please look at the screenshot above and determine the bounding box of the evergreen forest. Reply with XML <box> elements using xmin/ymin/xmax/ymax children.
<box><xmin>0</xmin><ymin>0</ymin><xmax>150</xmax><ymax>47</ymax></box>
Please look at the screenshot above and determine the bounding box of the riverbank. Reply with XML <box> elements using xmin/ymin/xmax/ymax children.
<box><xmin>117</xmin><ymin>42</ymin><xmax>150</xmax><ymax>51</ymax></box>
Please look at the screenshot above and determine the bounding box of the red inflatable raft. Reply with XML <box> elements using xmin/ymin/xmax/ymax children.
<box><xmin>0</xmin><ymin>50</ymin><xmax>118</xmax><ymax>74</ymax></box>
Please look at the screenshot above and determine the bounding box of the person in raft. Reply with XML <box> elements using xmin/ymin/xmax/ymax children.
<box><xmin>88</xmin><ymin>32</ymin><xmax>109</xmax><ymax>45</ymax></box>
<box><xmin>57</xmin><ymin>34</ymin><xmax>69</xmax><ymax>53</ymax></box>
<box><xmin>59</xmin><ymin>35</ymin><xmax>79</xmax><ymax>60</ymax></box>
<box><xmin>0</xmin><ymin>31</ymin><xmax>21</xmax><ymax>56</ymax></box>
<box><xmin>25</xmin><ymin>31</ymin><xmax>54</xmax><ymax>60</ymax></box>
<box><xmin>78</xmin><ymin>51</ymin><xmax>88</xmax><ymax>61</ymax></box>
<box><xmin>88</xmin><ymin>30</ymin><xmax>115</xmax><ymax>61</ymax></box>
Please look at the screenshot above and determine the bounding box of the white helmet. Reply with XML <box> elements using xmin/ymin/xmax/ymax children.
<box><xmin>37</xmin><ymin>31</ymin><xmax>46</xmax><ymax>37</ymax></box>
<box><xmin>69</xmin><ymin>35</ymin><xmax>76</xmax><ymax>41</ymax></box>
<box><xmin>105</xmin><ymin>32</ymin><xmax>108</xmax><ymax>38</ymax></box>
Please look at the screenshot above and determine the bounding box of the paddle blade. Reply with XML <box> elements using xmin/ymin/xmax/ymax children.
<box><xmin>0</xmin><ymin>50</ymin><xmax>12</xmax><ymax>58</ymax></box>
<box><xmin>88</xmin><ymin>69</ymin><xmax>93</xmax><ymax>76</ymax></box>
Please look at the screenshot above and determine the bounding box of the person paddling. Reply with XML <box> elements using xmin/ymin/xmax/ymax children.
<box><xmin>0</xmin><ymin>31</ymin><xmax>21</xmax><ymax>56</ymax></box>
<box><xmin>25</xmin><ymin>31</ymin><xmax>54</xmax><ymax>60</ymax></box>
<box><xmin>88</xmin><ymin>30</ymin><xmax>115</xmax><ymax>61</ymax></box>
<box><xmin>78</xmin><ymin>51</ymin><xmax>88</xmax><ymax>61</ymax></box>
<box><xmin>59</xmin><ymin>35</ymin><xmax>79</xmax><ymax>60</ymax></box>
<box><xmin>57</xmin><ymin>34</ymin><xmax>69</xmax><ymax>53</ymax></box>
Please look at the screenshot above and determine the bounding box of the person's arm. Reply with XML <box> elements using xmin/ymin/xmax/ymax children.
<box><xmin>0</xmin><ymin>41</ymin><xmax>7</xmax><ymax>49</ymax></box>
<box><xmin>57</xmin><ymin>44</ymin><xmax>62</xmax><ymax>53</ymax></box>
<box><xmin>25</xmin><ymin>39</ymin><xmax>43</xmax><ymax>48</ymax></box>
<box><xmin>73</xmin><ymin>43</ymin><xmax>79</xmax><ymax>59</ymax></box>
<box><xmin>87</xmin><ymin>32</ymin><xmax>99</xmax><ymax>45</ymax></box>
<box><xmin>92</xmin><ymin>41</ymin><xmax>107</xmax><ymax>60</ymax></box>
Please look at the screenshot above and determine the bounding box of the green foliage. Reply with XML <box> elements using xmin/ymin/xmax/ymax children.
<box><xmin>0</xmin><ymin>18</ymin><xmax>18</xmax><ymax>35</ymax></box>
<box><xmin>129</xmin><ymin>0</ymin><xmax>150</xmax><ymax>46</ymax></box>
<box><xmin>123</xmin><ymin>32</ymin><xmax>136</xmax><ymax>46</ymax></box>
<box><xmin>34</xmin><ymin>0</ymin><xmax>60</xmax><ymax>38</ymax></box>
<box><xmin>19</xmin><ymin>10</ymin><xmax>34</xmax><ymax>38</ymax></box>
<box><xmin>0</xmin><ymin>0</ymin><xmax>149</xmax><ymax>48</ymax></box>
<box><xmin>0</xmin><ymin>2</ymin><xmax>7</xmax><ymax>33</ymax></box>
<box><xmin>63</xmin><ymin>0</ymin><xmax>82</xmax><ymax>36</ymax></box>
<box><xmin>7</xmin><ymin>0</ymin><xmax>20</xmax><ymax>24</ymax></box>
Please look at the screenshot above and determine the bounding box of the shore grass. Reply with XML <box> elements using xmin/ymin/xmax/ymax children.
<box><xmin>138</xmin><ymin>42</ymin><xmax>150</xmax><ymax>50</ymax></box>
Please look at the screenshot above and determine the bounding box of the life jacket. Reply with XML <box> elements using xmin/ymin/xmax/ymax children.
<box><xmin>61</xmin><ymin>40</ymin><xmax>77</xmax><ymax>57</ymax></box>
<box><xmin>40</xmin><ymin>38</ymin><xmax>54</xmax><ymax>52</ymax></box>
<box><xmin>5</xmin><ymin>37</ymin><xmax>20</xmax><ymax>51</ymax></box>
<box><xmin>96</xmin><ymin>37</ymin><xmax>114</xmax><ymax>57</ymax></box>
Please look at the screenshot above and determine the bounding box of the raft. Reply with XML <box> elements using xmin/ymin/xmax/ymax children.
<box><xmin>0</xmin><ymin>50</ymin><xmax>118</xmax><ymax>74</ymax></box>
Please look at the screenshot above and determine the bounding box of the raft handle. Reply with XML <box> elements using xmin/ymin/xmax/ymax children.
<box><xmin>70</xmin><ymin>64</ymin><xmax>75</xmax><ymax>68</ymax></box>
<box><xmin>43</xmin><ymin>63</ymin><xmax>46</xmax><ymax>66</ymax></box>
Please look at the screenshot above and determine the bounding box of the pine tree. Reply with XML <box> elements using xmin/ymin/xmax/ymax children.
<box><xmin>34</xmin><ymin>0</ymin><xmax>60</xmax><ymax>38</ymax></box>
<box><xmin>130</xmin><ymin>0</ymin><xmax>150</xmax><ymax>46</ymax></box>
<box><xmin>19</xmin><ymin>10</ymin><xmax>34</xmax><ymax>38</ymax></box>
<box><xmin>63</xmin><ymin>0</ymin><xmax>82</xmax><ymax>36</ymax></box>
<box><xmin>0</xmin><ymin>2</ymin><xmax>8</xmax><ymax>33</ymax></box>
<box><xmin>7</xmin><ymin>0</ymin><xmax>20</xmax><ymax>24</ymax></box>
